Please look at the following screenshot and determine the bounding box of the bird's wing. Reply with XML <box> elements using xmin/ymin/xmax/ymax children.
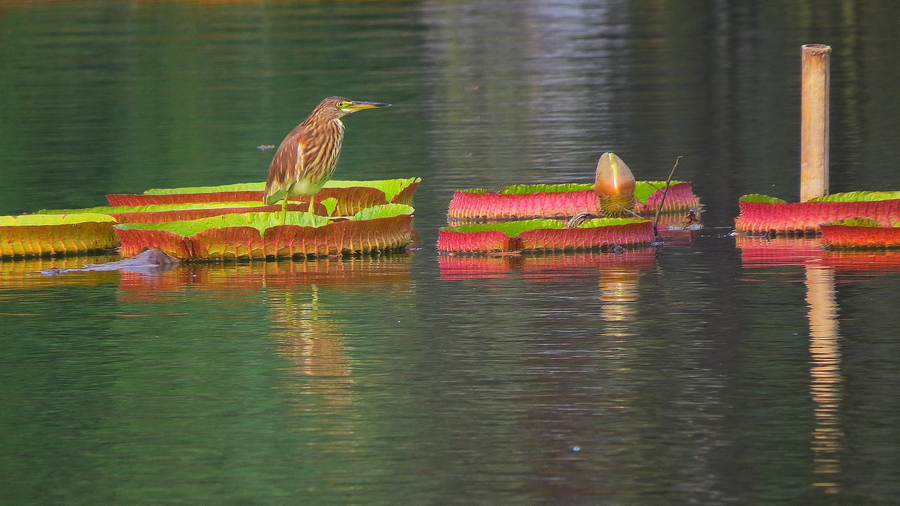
<box><xmin>263</xmin><ymin>130</ymin><xmax>308</xmax><ymax>205</ymax></box>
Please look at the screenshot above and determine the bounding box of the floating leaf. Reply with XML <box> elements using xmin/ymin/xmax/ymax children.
<box><xmin>579</xmin><ymin>217</ymin><xmax>652</xmax><ymax>227</ymax></box>
<box><xmin>116</xmin><ymin>212</ymin><xmax>331</xmax><ymax>238</ymax></box>
<box><xmin>114</xmin><ymin>205</ymin><xmax>415</xmax><ymax>260</ymax></box>
<box><xmin>323</xmin><ymin>178</ymin><xmax>420</xmax><ymax>203</ymax></box>
<box><xmin>142</xmin><ymin>182</ymin><xmax>266</xmax><ymax>194</ymax></box>
<box><xmin>350</xmin><ymin>204</ymin><xmax>414</xmax><ymax>221</ymax></box>
<box><xmin>735</xmin><ymin>198</ymin><xmax>900</xmax><ymax>234</ymax></box>
<box><xmin>740</xmin><ymin>194</ymin><xmax>788</xmax><ymax>204</ymax></box>
<box><xmin>497</xmin><ymin>181</ymin><xmax>684</xmax><ymax>204</ymax></box>
<box><xmin>811</xmin><ymin>191</ymin><xmax>900</xmax><ymax>203</ymax></box>
<box><xmin>445</xmin><ymin>219</ymin><xmax>567</xmax><ymax>236</ymax></box>
<box><xmin>0</xmin><ymin>214</ymin><xmax>118</xmax><ymax>257</ymax></box>
<box><xmin>499</xmin><ymin>183</ymin><xmax>593</xmax><ymax>195</ymax></box>
<box><xmin>321</xmin><ymin>197</ymin><xmax>339</xmax><ymax>217</ymax></box>
<box><xmin>108</xmin><ymin>179</ymin><xmax>420</xmax><ymax>214</ymax></box>
<box><xmin>818</xmin><ymin>217</ymin><xmax>900</xmax><ymax>249</ymax></box>
<box><xmin>0</xmin><ymin>213</ymin><xmax>116</xmax><ymax>226</ymax></box>
<box><xmin>823</xmin><ymin>217</ymin><xmax>883</xmax><ymax>227</ymax></box>
<box><xmin>448</xmin><ymin>182</ymin><xmax>698</xmax><ymax>220</ymax></box>
<box><xmin>821</xmin><ymin>222</ymin><xmax>900</xmax><ymax>249</ymax></box>
<box><xmin>36</xmin><ymin>202</ymin><xmax>264</xmax><ymax>215</ymax></box>
<box><xmin>141</xmin><ymin>178</ymin><xmax>420</xmax><ymax>203</ymax></box>
<box><xmin>438</xmin><ymin>218</ymin><xmax>653</xmax><ymax>252</ymax></box>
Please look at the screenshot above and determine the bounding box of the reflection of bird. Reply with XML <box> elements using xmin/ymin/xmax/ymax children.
<box><xmin>264</xmin><ymin>96</ymin><xmax>391</xmax><ymax>221</ymax></box>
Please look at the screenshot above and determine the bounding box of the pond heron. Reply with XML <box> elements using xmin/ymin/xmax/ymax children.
<box><xmin>263</xmin><ymin>96</ymin><xmax>391</xmax><ymax>221</ymax></box>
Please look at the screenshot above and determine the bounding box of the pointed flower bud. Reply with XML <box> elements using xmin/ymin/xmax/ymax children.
<box><xmin>595</xmin><ymin>153</ymin><xmax>637</xmax><ymax>217</ymax></box>
<box><xmin>594</xmin><ymin>152</ymin><xmax>636</xmax><ymax>198</ymax></box>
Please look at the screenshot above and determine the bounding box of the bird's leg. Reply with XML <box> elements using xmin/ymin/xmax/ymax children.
<box><xmin>308</xmin><ymin>197</ymin><xmax>315</xmax><ymax>215</ymax></box>
<box><xmin>280</xmin><ymin>199</ymin><xmax>288</xmax><ymax>225</ymax></box>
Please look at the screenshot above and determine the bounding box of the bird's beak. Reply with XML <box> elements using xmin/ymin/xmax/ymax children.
<box><xmin>344</xmin><ymin>101</ymin><xmax>391</xmax><ymax>112</ymax></box>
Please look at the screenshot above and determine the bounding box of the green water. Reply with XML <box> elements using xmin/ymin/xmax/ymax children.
<box><xmin>3</xmin><ymin>1</ymin><xmax>900</xmax><ymax>505</ymax></box>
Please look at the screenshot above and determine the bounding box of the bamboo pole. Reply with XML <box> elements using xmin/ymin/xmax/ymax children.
<box><xmin>800</xmin><ymin>44</ymin><xmax>831</xmax><ymax>202</ymax></box>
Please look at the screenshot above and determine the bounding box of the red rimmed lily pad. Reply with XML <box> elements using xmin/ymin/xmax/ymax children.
<box><xmin>437</xmin><ymin>218</ymin><xmax>654</xmax><ymax>253</ymax></box>
<box><xmin>38</xmin><ymin>202</ymin><xmax>274</xmax><ymax>224</ymax></box>
<box><xmin>115</xmin><ymin>204</ymin><xmax>414</xmax><ymax>260</ymax></box>
<box><xmin>734</xmin><ymin>192</ymin><xmax>900</xmax><ymax>234</ymax></box>
<box><xmin>107</xmin><ymin>178</ymin><xmax>420</xmax><ymax>216</ymax></box>
<box><xmin>0</xmin><ymin>214</ymin><xmax>118</xmax><ymax>258</ymax></box>
<box><xmin>446</xmin><ymin>181</ymin><xmax>700</xmax><ymax>221</ymax></box>
<box><xmin>37</xmin><ymin>201</ymin><xmax>351</xmax><ymax>224</ymax></box>
<box><xmin>820</xmin><ymin>218</ymin><xmax>900</xmax><ymax>249</ymax></box>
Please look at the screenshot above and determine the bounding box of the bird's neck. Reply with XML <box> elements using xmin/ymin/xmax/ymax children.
<box><xmin>302</xmin><ymin>116</ymin><xmax>344</xmax><ymax>130</ymax></box>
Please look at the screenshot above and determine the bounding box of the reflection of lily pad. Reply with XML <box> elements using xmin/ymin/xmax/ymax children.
<box><xmin>437</xmin><ymin>218</ymin><xmax>654</xmax><ymax>253</ymax></box>
<box><xmin>735</xmin><ymin>192</ymin><xmax>900</xmax><ymax>234</ymax></box>
<box><xmin>736</xmin><ymin>235</ymin><xmax>900</xmax><ymax>271</ymax></box>
<box><xmin>107</xmin><ymin>178</ymin><xmax>421</xmax><ymax>216</ymax></box>
<box><xmin>0</xmin><ymin>214</ymin><xmax>118</xmax><ymax>258</ymax></box>
<box><xmin>447</xmin><ymin>181</ymin><xmax>700</xmax><ymax>221</ymax></box>
<box><xmin>438</xmin><ymin>249</ymin><xmax>657</xmax><ymax>280</ymax></box>
<box><xmin>115</xmin><ymin>205</ymin><xmax>415</xmax><ymax>260</ymax></box>
<box><xmin>114</xmin><ymin>256</ymin><xmax>413</xmax><ymax>298</ymax></box>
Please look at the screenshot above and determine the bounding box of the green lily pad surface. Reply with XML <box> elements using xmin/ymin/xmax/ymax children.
<box><xmin>143</xmin><ymin>178</ymin><xmax>420</xmax><ymax>203</ymax></box>
<box><xmin>36</xmin><ymin>202</ymin><xmax>264</xmax><ymax>216</ymax></box>
<box><xmin>115</xmin><ymin>204</ymin><xmax>413</xmax><ymax>238</ymax></box>
<box><xmin>497</xmin><ymin>181</ymin><xmax>685</xmax><ymax>204</ymax></box>
<box><xmin>445</xmin><ymin>218</ymin><xmax>646</xmax><ymax>236</ymax></box>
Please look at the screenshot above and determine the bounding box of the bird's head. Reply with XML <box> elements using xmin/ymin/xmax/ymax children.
<box><xmin>314</xmin><ymin>96</ymin><xmax>391</xmax><ymax>120</ymax></box>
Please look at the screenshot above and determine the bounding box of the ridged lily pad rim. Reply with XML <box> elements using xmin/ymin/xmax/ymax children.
<box><xmin>0</xmin><ymin>213</ymin><xmax>117</xmax><ymax>226</ymax></box>
<box><xmin>741</xmin><ymin>191</ymin><xmax>900</xmax><ymax>204</ymax></box>
<box><xmin>442</xmin><ymin>218</ymin><xmax>648</xmax><ymax>237</ymax></box>
<box><xmin>142</xmin><ymin>178</ymin><xmax>421</xmax><ymax>203</ymax></box>
<box><xmin>459</xmin><ymin>181</ymin><xmax>685</xmax><ymax>204</ymax></box>
<box><xmin>115</xmin><ymin>204</ymin><xmax>414</xmax><ymax>237</ymax></box>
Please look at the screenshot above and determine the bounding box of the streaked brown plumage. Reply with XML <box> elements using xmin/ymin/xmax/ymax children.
<box><xmin>264</xmin><ymin>96</ymin><xmax>391</xmax><ymax>220</ymax></box>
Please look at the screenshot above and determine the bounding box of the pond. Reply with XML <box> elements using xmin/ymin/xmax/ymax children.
<box><xmin>2</xmin><ymin>1</ymin><xmax>900</xmax><ymax>505</ymax></box>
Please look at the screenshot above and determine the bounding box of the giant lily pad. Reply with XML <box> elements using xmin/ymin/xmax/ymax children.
<box><xmin>107</xmin><ymin>178</ymin><xmax>421</xmax><ymax>216</ymax></box>
<box><xmin>437</xmin><ymin>218</ymin><xmax>654</xmax><ymax>253</ymax></box>
<box><xmin>115</xmin><ymin>204</ymin><xmax>415</xmax><ymax>260</ymax></box>
<box><xmin>446</xmin><ymin>181</ymin><xmax>700</xmax><ymax>221</ymax></box>
<box><xmin>820</xmin><ymin>218</ymin><xmax>900</xmax><ymax>249</ymax></box>
<box><xmin>0</xmin><ymin>214</ymin><xmax>118</xmax><ymax>258</ymax></box>
<box><xmin>734</xmin><ymin>192</ymin><xmax>900</xmax><ymax>234</ymax></box>
<box><xmin>38</xmin><ymin>201</ymin><xmax>277</xmax><ymax>224</ymax></box>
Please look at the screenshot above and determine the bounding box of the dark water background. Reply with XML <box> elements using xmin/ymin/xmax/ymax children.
<box><xmin>2</xmin><ymin>1</ymin><xmax>900</xmax><ymax>504</ymax></box>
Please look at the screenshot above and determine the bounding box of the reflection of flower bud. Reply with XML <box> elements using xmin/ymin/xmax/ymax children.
<box><xmin>595</xmin><ymin>153</ymin><xmax>636</xmax><ymax>217</ymax></box>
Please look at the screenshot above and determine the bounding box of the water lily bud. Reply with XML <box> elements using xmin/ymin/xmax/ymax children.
<box><xmin>595</xmin><ymin>153</ymin><xmax>636</xmax><ymax>217</ymax></box>
<box><xmin>595</xmin><ymin>152</ymin><xmax>636</xmax><ymax>198</ymax></box>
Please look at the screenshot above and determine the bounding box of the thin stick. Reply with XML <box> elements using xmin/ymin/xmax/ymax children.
<box><xmin>652</xmin><ymin>156</ymin><xmax>682</xmax><ymax>239</ymax></box>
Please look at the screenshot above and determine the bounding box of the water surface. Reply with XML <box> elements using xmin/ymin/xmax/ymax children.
<box><xmin>2</xmin><ymin>1</ymin><xmax>900</xmax><ymax>504</ymax></box>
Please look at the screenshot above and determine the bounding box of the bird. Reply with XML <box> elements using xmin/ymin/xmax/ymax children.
<box><xmin>263</xmin><ymin>96</ymin><xmax>391</xmax><ymax>223</ymax></box>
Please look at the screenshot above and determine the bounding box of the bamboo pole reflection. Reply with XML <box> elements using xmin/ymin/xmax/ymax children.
<box><xmin>805</xmin><ymin>265</ymin><xmax>842</xmax><ymax>493</ymax></box>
